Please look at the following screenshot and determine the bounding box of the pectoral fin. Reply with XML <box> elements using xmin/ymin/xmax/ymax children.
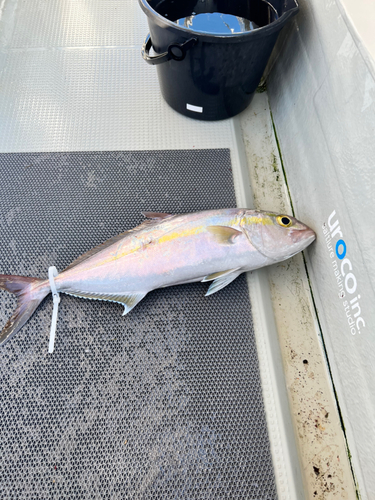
<box><xmin>204</xmin><ymin>270</ymin><xmax>242</xmax><ymax>296</ymax></box>
<box><xmin>62</xmin><ymin>290</ymin><xmax>147</xmax><ymax>315</ymax></box>
<box><xmin>207</xmin><ymin>226</ymin><xmax>242</xmax><ymax>244</ymax></box>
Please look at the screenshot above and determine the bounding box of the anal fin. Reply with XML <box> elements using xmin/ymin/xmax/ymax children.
<box><xmin>62</xmin><ymin>290</ymin><xmax>147</xmax><ymax>315</ymax></box>
<box><xmin>120</xmin><ymin>292</ymin><xmax>148</xmax><ymax>315</ymax></box>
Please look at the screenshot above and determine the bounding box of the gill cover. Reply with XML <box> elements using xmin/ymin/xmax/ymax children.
<box><xmin>240</xmin><ymin>211</ymin><xmax>311</xmax><ymax>260</ymax></box>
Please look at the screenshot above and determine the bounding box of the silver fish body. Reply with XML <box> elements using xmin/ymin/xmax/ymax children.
<box><xmin>0</xmin><ymin>209</ymin><xmax>316</xmax><ymax>345</ymax></box>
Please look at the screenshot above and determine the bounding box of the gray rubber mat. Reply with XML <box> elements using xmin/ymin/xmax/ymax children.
<box><xmin>0</xmin><ymin>150</ymin><xmax>277</xmax><ymax>499</ymax></box>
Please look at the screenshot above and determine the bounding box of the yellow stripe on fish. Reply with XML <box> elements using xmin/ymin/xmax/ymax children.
<box><xmin>66</xmin><ymin>217</ymin><xmax>271</xmax><ymax>275</ymax></box>
<box><xmin>242</xmin><ymin>216</ymin><xmax>274</xmax><ymax>226</ymax></box>
<box><xmin>157</xmin><ymin>225</ymin><xmax>205</xmax><ymax>245</ymax></box>
<box><xmin>83</xmin><ymin>226</ymin><xmax>204</xmax><ymax>271</ymax></box>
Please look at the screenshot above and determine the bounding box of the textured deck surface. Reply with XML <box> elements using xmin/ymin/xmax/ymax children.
<box><xmin>0</xmin><ymin>150</ymin><xmax>277</xmax><ymax>498</ymax></box>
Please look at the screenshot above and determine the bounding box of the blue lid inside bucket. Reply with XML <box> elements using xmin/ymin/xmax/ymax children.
<box><xmin>174</xmin><ymin>13</ymin><xmax>262</xmax><ymax>34</ymax></box>
<box><xmin>141</xmin><ymin>0</ymin><xmax>299</xmax><ymax>39</ymax></box>
<box><xmin>146</xmin><ymin>0</ymin><xmax>285</xmax><ymax>35</ymax></box>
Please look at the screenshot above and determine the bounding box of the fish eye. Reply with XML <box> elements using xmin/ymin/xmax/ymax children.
<box><xmin>277</xmin><ymin>215</ymin><xmax>292</xmax><ymax>228</ymax></box>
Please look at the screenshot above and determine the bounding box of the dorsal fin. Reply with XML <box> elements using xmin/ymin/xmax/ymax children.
<box><xmin>125</xmin><ymin>212</ymin><xmax>175</xmax><ymax>235</ymax></box>
<box><xmin>63</xmin><ymin>214</ymin><xmax>174</xmax><ymax>273</ymax></box>
<box><xmin>127</xmin><ymin>218</ymin><xmax>160</xmax><ymax>233</ymax></box>
<box><xmin>141</xmin><ymin>211</ymin><xmax>173</xmax><ymax>220</ymax></box>
<box><xmin>62</xmin><ymin>230</ymin><xmax>131</xmax><ymax>272</ymax></box>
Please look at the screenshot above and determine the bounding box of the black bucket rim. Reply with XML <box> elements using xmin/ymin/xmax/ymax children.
<box><xmin>138</xmin><ymin>0</ymin><xmax>299</xmax><ymax>43</ymax></box>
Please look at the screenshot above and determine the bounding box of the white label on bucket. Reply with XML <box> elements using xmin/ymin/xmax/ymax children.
<box><xmin>186</xmin><ymin>103</ymin><xmax>203</xmax><ymax>113</ymax></box>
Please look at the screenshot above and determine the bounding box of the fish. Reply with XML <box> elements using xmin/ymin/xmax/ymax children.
<box><xmin>0</xmin><ymin>209</ymin><xmax>316</xmax><ymax>346</ymax></box>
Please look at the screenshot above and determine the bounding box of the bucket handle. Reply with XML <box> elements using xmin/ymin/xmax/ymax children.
<box><xmin>141</xmin><ymin>34</ymin><xmax>197</xmax><ymax>65</ymax></box>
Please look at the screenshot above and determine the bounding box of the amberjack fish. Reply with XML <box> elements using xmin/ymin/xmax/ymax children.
<box><xmin>0</xmin><ymin>209</ymin><xmax>315</xmax><ymax>345</ymax></box>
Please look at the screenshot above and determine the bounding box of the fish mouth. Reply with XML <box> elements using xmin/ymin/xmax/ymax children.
<box><xmin>280</xmin><ymin>229</ymin><xmax>316</xmax><ymax>260</ymax></box>
<box><xmin>291</xmin><ymin>228</ymin><xmax>316</xmax><ymax>246</ymax></box>
<box><xmin>277</xmin><ymin>228</ymin><xmax>315</xmax><ymax>261</ymax></box>
<box><xmin>304</xmin><ymin>229</ymin><xmax>316</xmax><ymax>246</ymax></box>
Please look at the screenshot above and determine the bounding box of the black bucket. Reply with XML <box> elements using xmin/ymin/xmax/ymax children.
<box><xmin>139</xmin><ymin>0</ymin><xmax>299</xmax><ymax>120</ymax></box>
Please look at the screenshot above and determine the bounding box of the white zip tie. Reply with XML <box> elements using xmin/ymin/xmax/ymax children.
<box><xmin>48</xmin><ymin>266</ymin><xmax>60</xmax><ymax>353</ymax></box>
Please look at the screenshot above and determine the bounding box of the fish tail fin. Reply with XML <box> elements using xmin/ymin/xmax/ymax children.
<box><xmin>0</xmin><ymin>275</ymin><xmax>50</xmax><ymax>346</ymax></box>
